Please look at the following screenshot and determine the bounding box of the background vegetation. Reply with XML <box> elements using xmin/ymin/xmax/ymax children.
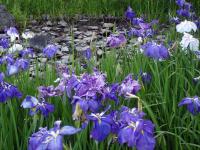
<box><xmin>0</xmin><ymin>0</ymin><xmax>200</xmax><ymax>24</ymax></box>
<box><xmin>0</xmin><ymin>0</ymin><xmax>200</xmax><ymax>149</ymax></box>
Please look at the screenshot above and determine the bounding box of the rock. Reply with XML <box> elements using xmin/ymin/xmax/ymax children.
<box><xmin>58</xmin><ymin>20</ymin><xmax>67</xmax><ymax>27</ymax></box>
<box><xmin>61</xmin><ymin>55</ymin><xmax>72</xmax><ymax>64</ymax></box>
<box><xmin>74</xmin><ymin>31</ymin><xmax>82</xmax><ymax>35</ymax></box>
<box><xmin>56</xmin><ymin>50</ymin><xmax>63</xmax><ymax>58</ymax></box>
<box><xmin>42</xmin><ymin>26</ymin><xmax>51</xmax><ymax>31</ymax></box>
<box><xmin>73</xmin><ymin>28</ymin><xmax>78</xmax><ymax>31</ymax></box>
<box><xmin>61</xmin><ymin>46</ymin><xmax>69</xmax><ymax>52</ymax></box>
<box><xmin>29</xmin><ymin>34</ymin><xmax>51</xmax><ymax>50</ymax></box>
<box><xmin>74</xmin><ymin>39</ymin><xmax>81</xmax><ymax>43</ymax></box>
<box><xmin>0</xmin><ymin>5</ymin><xmax>15</xmax><ymax>32</ymax></box>
<box><xmin>84</xmin><ymin>31</ymin><xmax>93</xmax><ymax>36</ymax></box>
<box><xmin>38</xmin><ymin>58</ymin><xmax>47</xmax><ymax>63</ymax></box>
<box><xmin>101</xmin><ymin>29</ymin><xmax>111</xmax><ymax>36</ymax></box>
<box><xmin>79</xmin><ymin>19</ymin><xmax>88</xmax><ymax>22</ymax></box>
<box><xmin>46</xmin><ymin>21</ymin><xmax>53</xmax><ymax>26</ymax></box>
<box><xmin>97</xmin><ymin>49</ymin><xmax>104</xmax><ymax>56</ymax></box>
<box><xmin>88</xmin><ymin>26</ymin><xmax>98</xmax><ymax>30</ymax></box>
<box><xmin>83</xmin><ymin>37</ymin><xmax>92</xmax><ymax>43</ymax></box>
<box><xmin>103</xmin><ymin>23</ymin><xmax>114</xmax><ymax>29</ymax></box>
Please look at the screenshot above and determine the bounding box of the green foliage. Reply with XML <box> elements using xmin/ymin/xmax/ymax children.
<box><xmin>0</xmin><ymin>0</ymin><xmax>199</xmax><ymax>24</ymax></box>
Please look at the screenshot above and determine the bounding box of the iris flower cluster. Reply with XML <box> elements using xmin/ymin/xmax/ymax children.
<box><xmin>174</xmin><ymin>0</ymin><xmax>200</xmax><ymax>28</ymax></box>
<box><xmin>88</xmin><ymin>106</ymin><xmax>155</xmax><ymax>150</ymax></box>
<box><xmin>0</xmin><ymin>72</ymin><xmax>22</xmax><ymax>103</ymax></box>
<box><xmin>6</xmin><ymin>27</ymin><xmax>19</xmax><ymax>42</ymax></box>
<box><xmin>43</xmin><ymin>44</ymin><xmax>58</xmax><ymax>58</ymax></box>
<box><xmin>0</xmin><ymin>28</ymin><xmax>33</xmax><ymax>77</ymax></box>
<box><xmin>21</xmin><ymin>96</ymin><xmax>54</xmax><ymax>117</ymax></box>
<box><xmin>28</xmin><ymin>120</ymin><xmax>81</xmax><ymax>150</ymax></box>
<box><xmin>32</xmin><ymin>68</ymin><xmax>155</xmax><ymax>149</ymax></box>
<box><xmin>125</xmin><ymin>6</ymin><xmax>157</xmax><ymax>39</ymax></box>
<box><xmin>21</xmin><ymin>81</ymin><xmax>61</xmax><ymax>117</ymax></box>
<box><xmin>106</xmin><ymin>34</ymin><xmax>127</xmax><ymax>48</ymax></box>
<box><xmin>176</xmin><ymin>0</ymin><xmax>195</xmax><ymax>19</ymax></box>
<box><xmin>141</xmin><ymin>42</ymin><xmax>170</xmax><ymax>60</ymax></box>
<box><xmin>0</xmin><ymin>38</ymin><xmax>9</xmax><ymax>49</ymax></box>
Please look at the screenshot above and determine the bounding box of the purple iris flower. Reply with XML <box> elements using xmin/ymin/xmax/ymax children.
<box><xmin>170</xmin><ymin>17</ymin><xmax>180</xmax><ymax>24</ymax></box>
<box><xmin>28</xmin><ymin>120</ymin><xmax>81</xmax><ymax>150</ymax></box>
<box><xmin>178</xmin><ymin>96</ymin><xmax>200</xmax><ymax>115</ymax></box>
<box><xmin>184</xmin><ymin>2</ymin><xmax>192</xmax><ymax>10</ymax></box>
<box><xmin>6</xmin><ymin>58</ymin><xmax>29</xmax><ymax>76</ymax></box>
<box><xmin>145</xmin><ymin>29</ymin><xmax>154</xmax><ymax>37</ymax></box>
<box><xmin>195</xmin><ymin>20</ymin><xmax>200</xmax><ymax>29</ymax></box>
<box><xmin>83</xmin><ymin>48</ymin><xmax>92</xmax><ymax>60</ymax></box>
<box><xmin>19</xmin><ymin>48</ymin><xmax>34</xmax><ymax>57</ymax></box>
<box><xmin>88</xmin><ymin>107</ymin><xmax>113</xmax><ymax>141</ymax></box>
<box><xmin>6</xmin><ymin>27</ymin><xmax>19</xmax><ymax>41</ymax></box>
<box><xmin>38</xmin><ymin>85</ymin><xmax>62</xmax><ymax>98</ymax></box>
<box><xmin>118</xmin><ymin>119</ymin><xmax>155</xmax><ymax>149</ymax></box>
<box><xmin>71</xmin><ymin>70</ymin><xmax>107</xmax><ymax>113</ymax></box>
<box><xmin>128</xmin><ymin>28</ymin><xmax>153</xmax><ymax>38</ymax></box>
<box><xmin>177</xmin><ymin>9</ymin><xmax>191</xmax><ymax>18</ymax></box>
<box><xmin>6</xmin><ymin>64</ymin><xmax>19</xmax><ymax>76</ymax></box>
<box><xmin>54</xmin><ymin>72</ymin><xmax>79</xmax><ymax>99</ymax></box>
<box><xmin>125</xmin><ymin>6</ymin><xmax>136</xmax><ymax>20</ymax></box>
<box><xmin>15</xmin><ymin>58</ymin><xmax>30</xmax><ymax>70</ymax></box>
<box><xmin>132</xmin><ymin>18</ymin><xmax>145</xmax><ymax>25</ymax></box>
<box><xmin>176</xmin><ymin>0</ymin><xmax>185</xmax><ymax>7</ymax></box>
<box><xmin>0</xmin><ymin>38</ymin><xmax>9</xmax><ymax>49</ymax></box>
<box><xmin>0</xmin><ymin>54</ymin><xmax>14</xmax><ymax>65</ymax></box>
<box><xmin>141</xmin><ymin>72</ymin><xmax>152</xmax><ymax>84</ymax></box>
<box><xmin>139</xmin><ymin>23</ymin><xmax>151</xmax><ymax>30</ymax></box>
<box><xmin>117</xmin><ymin>106</ymin><xmax>155</xmax><ymax>149</ymax></box>
<box><xmin>21</xmin><ymin>96</ymin><xmax>54</xmax><ymax>117</ymax></box>
<box><xmin>118</xmin><ymin>106</ymin><xmax>146</xmax><ymax>124</ymax></box>
<box><xmin>43</xmin><ymin>44</ymin><xmax>58</xmax><ymax>58</ymax></box>
<box><xmin>106</xmin><ymin>34</ymin><xmax>127</xmax><ymax>48</ymax></box>
<box><xmin>118</xmin><ymin>74</ymin><xmax>141</xmax><ymax>96</ymax></box>
<box><xmin>104</xmin><ymin>83</ymin><xmax>119</xmax><ymax>104</ymax></box>
<box><xmin>0</xmin><ymin>81</ymin><xmax>22</xmax><ymax>102</ymax></box>
<box><xmin>128</xmin><ymin>28</ymin><xmax>144</xmax><ymax>37</ymax></box>
<box><xmin>141</xmin><ymin>42</ymin><xmax>169</xmax><ymax>60</ymax></box>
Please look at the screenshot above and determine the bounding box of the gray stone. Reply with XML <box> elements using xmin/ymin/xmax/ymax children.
<box><xmin>56</xmin><ymin>50</ymin><xmax>63</xmax><ymax>57</ymax></box>
<box><xmin>74</xmin><ymin>31</ymin><xmax>82</xmax><ymax>35</ymax></box>
<box><xmin>74</xmin><ymin>39</ymin><xmax>80</xmax><ymax>43</ymax></box>
<box><xmin>0</xmin><ymin>5</ymin><xmax>15</xmax><ymax>32</ymax></box>
<box><xmin>42</xmin><ymin>26</ymin><xmax>51</xmax><ymax>31</ymax></box>
<box><xmin>103</xmin><ymin>23</ymin><xmax>114</xmax><ymax>29</ymax></box>
<box><xmin>73</xmin><ymin>28</ymin><xmax>78</xmax><ymax>31</ymax></box>
<box><xmin>61</xmin><ymin>46</ymin><xmax>69</xmax><ymax>52</ymax></box>
<box><xmin>58</xmin><ymin>20</ymin><xmax>67</xmax><ymax>27</ymax></box>
<box><xmin>38</xmin><ymin>58</ymin><xmax>47</xmax><ymax>63</ymax></box>
<box><xmin>84</xmin><ymin>31</ymin><xmax>93</xmax><ymax>36</ymax></box>
<box><xmin>97</xmin><ymin>49</ymin><xmax>104</xmax><ymax>56</ymax></box>
<box><xmin>61</xmin><ymin>55</ymin><xmax>72</xmax><ymax>64</ymax></box>
<box><xmin>46</xmin><ymin>21</ymin><xmax>53</xmax><ymax>26</ymax></box>
<box><xmin>101</xmin><ymin>29</ymin><xmax>111</xmax><ymax>36</ymax></box>
<box><xmin>79</xmin><ymin>19</ymin><xmax>88</xmax><ymax>22</ymax></box>
<box><xmin>88</xmin><ymin>26</ymin><xmax>98</xmax><ymax>30</ymax></box>
<box><xmin>29</xmin><ymin>34</ymin><xmax>51</xmax><ymax>50</ymax></box>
